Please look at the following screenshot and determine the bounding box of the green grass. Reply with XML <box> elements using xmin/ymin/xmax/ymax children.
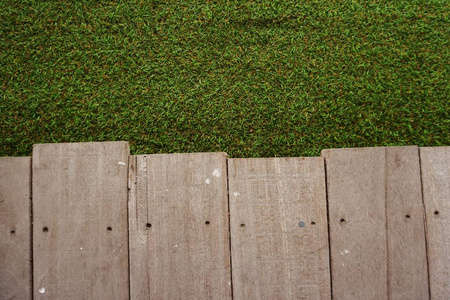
<box><xmin>1</xmin><ymin>0</ymin><xmax>449</xmax><ymax>157</ymax></box>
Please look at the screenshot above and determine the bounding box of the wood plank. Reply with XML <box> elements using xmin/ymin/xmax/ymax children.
<box><xmin>32</xmin><ymin>142</ymin><xmax>129</xmax><ymax>299</ymax></box>
<box><xmin>128</xmin><ymin>153</ymin><xmax>232</xmax><ymax>299</ymax></box>
<box><xmin>420</xmin><ymin>146</ymin><xmax>450</xmax><ymax>299</ymax></box>
<box><xmin>323</xmin><ymin>148</ymin><xmax>388</xmax><ymax>299</ymax></box>
<box><xmin>0</xmin><ymin>157</ymin><xmax>31</xmax><ymax>299</ymax></box>
<box><xmin>228</xmin><ymin>157</ymin><xmax>331</xmax><ymax>300</ymax></box>
<box><xmin>322</xmin><ymin>146</ymin><xmax>428</xmax><ymax>300</ymax></box>
<box><xmin>385</xmin><ymin>147</ymin><xmax>429</xmax><ymax>299</ymax></box>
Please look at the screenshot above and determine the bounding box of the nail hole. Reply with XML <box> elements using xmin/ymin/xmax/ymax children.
<box><xmin>240</xmin><ymin>224</ymin><xmax>245</xmax><ymax>229</ymax></box>
<box><xmin>205</xmin><ymin>221</ymin><xmax>210</xmax><ymax>225</ymax></box>
<box><xmin>434</xmin><ymin>211</ymin><xmax>439</xmax><ymax>215</ymax></box>
<box><xmin>43</xmin><ymin>227</ymin><xmax>48</xmax><ymax>233</ymax></box>
<box><xmin>107</xmin><ymin>227</ymin><xmax>112</xmax><ymax>231</ymax></box>
<box><xmin>146</xmin><ymin>223</ymin><xmax>152</xmax><ymax>229</ymax></box>
<box><xmin>340</xmin><ymin>219</ymin><xmax>345</xmax><ymax>224</ymax></box>
<box><xmin>311</xmin><ymin>221</ymin><xmax>316</xmax><ymax>225</ymax></box>
<box><xmin>405</xmin><ymin>215</ymin><xmax>410</xmax><ymax>219</ymax></box>
<box><xmin>10</xmin><ymin>230</ymin><xmax>16</xmax><ymax>235</ymax></box>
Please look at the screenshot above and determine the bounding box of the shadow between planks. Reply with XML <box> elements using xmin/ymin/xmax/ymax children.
<box><xmin>0</xmin><ymin>142</ymin><xmax>449</xmax><ymax>300</ymax></box>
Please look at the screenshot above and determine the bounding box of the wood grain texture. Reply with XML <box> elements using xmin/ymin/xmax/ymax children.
<box><xmin>0</xmin><ymin>157</ymin><xmax>31</xmax><ymax>299</ymax></box>
<box><xmin>323</xmin><ymin>146</ymin><xmax>428</xmax><ymax>300</ymax></box>
<box><xmin>128</xmin><ymin>153</ymin><xmax>232</xmax><ymax>299</ymax></box>
<box><xmin>32</xmin><ymin>142</ymin><xmax>130</xmax><ymax>299</ymax></box>
<box><xmin>228</xmin><ymin>157</ymin><xmax>331</xmax><ymax>300</ymax></box>
<box><xmin>385</xmin><ymin>147</ymin><xmax>429</xmax><ymax>299</ymax></box>
<box><xmin>420</xmin><ymin>147</ymin><xmax>450</xmax><ymax>299</ymax></box>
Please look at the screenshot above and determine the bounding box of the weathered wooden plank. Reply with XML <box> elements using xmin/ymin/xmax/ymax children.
<box><xmin>420</xmin><ymin>146</ymin><xmax>450</xmax><ymax>299</ymax></box>
<box><xmin>0</xmin><ymin>157</ymin><xmax>31</xmax><ymax>299</ymax></box>
<box><xmin>228</xmin><ymin>157</ymin><xmax>331</xmax><ymax>300</ymax></box>
<box><xmin>322</xmin><ymin>146</ymin><xmax>428</xmax><ymax>300</ymax></box>
<box><xmin>323</xmin><ymin>148</ymin><xmax>388</xmax><ymax>299</ymax></box>
<box><xmin>128</xmin><ymin>153</ymin><xmax>232</xmax><ymax>299</ymax></box>
<box><xmin>32</xmin><ymin>142</ymin><xmax>129</xmax><ymax>299</ymax></box>
<box><xmin>385</xmin><ymin>147</ymin><xmax>429</xmax><ymax>299</ymax></box>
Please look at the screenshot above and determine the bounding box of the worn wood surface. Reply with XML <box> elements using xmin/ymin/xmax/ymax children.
<box><xmin>0</xmin><ymin>157</ymin><xmax>31</xmax><ymax>299</ymax></box>
<box><xmin>228</xmin><ymin>157</ymin><xmax>331</xmax><ymax>300</ymax></box>
<box><xmin>385</xmin><ymin>147</ymin><xmax>429</xmax><ymax>299</ymax></box>
<box><xmin>32</xmin><ymin>142</ymin><xmax>130</xmax><ymax>299</ymax></box>
<box><xmin>323</xmin><ymin>146</ymin><xmax>428</xmax><ymax>300</ymax></box>
<box><xmin>420</xmin><ymin>147</ymin><xmax>450</xmax><ymax>299</ymax></box>
<box><xmin>128</xmin><ymin>153</ymin><xmax>232</xmax><ymax>299</ymax></box>
<box><xmin>323</xmin><ymin>147</ymin><xmax>387</xmax><ymax>300</ymax></box>
<box><xmin>2</xmin><ymin>144</ymin><xmax>449</xmax><ymax>298</ymax></box>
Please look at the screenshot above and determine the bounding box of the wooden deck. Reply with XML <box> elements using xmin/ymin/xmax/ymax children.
<box><xmin>0</xmin><ymin>142</ymin><xmax>448</xmax><ymax>299</ymax></box>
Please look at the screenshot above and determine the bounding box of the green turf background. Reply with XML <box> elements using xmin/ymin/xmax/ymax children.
<box><xmin>1</xmin><ymin>0</ymin><xmax>449</xmax><ymax>157</ymax></box>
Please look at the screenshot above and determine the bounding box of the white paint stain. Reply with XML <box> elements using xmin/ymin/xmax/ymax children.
<box><xmin>205</xmin><ymin>178</ymin><xmax>211</xmax><ymax>184</ymax></box>
<box><xmin>80</xmin><ymin>247</ymin><xmax>83</xmax><ymax>250</ymax></box>
<box><xmin>39</xmin><ymin>288</ymin><xmax>45</xmax><ymax>294</ymax></box>
<box><xmin>233</xmin><ymin>192</ymin><xmax>240</xmax><ymax>196</ymax></box>
<box><xmin>118</xmin><ymin>161</ymin><xmax>126</xmax><ymax>166</ymax></box>
<box><xmin>340</xmin><ymin>249</ymin><xmax>351</xmax><ymax>255</ymax></box>
<box><xmin>228</xmin><ymin>281</ymin><xmax>231</xmax><ymax>286</ymax></box>
<box><xmin>213</xmin><ymin>169</ymin><xmax>221</xmax><ymax>177</ymax></box>
<box><xmin>175</xmin><ymin>245</ymin><xmax>178</xmax><ymax>248</ymax></box>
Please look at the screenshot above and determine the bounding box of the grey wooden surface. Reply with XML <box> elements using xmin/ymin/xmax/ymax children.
<box><xmin>128</xmin><ymin>153</ymin><xmax>232</xmax><ymax>300</ymax></box>
<box><xmin>1</xmin><ymin>143</ymin><xmax>449</xmax><ymax>298</ymax></box>
<box><xmin>228</xmin><ymin>157</ymin><xmax>331</xmax><ymax>300</ymax></box>
<box><xmin>322</xmin><ymin>146</ymin><xmax>428</xmax><ymax>300</ymax></box>
<box><xmin>0</xmin><ymin>157</ymin><xmax>31</xmax><ymax>299</ymax></box>
<box><xmin>420</xmin><ymin>147</ymin><xmax>450</xmax><ymax>300</ymax></box>
<box><xmin>32</xmin><ymin>142</ymin><xmax>130</xmax><ymax>299</ymax></box>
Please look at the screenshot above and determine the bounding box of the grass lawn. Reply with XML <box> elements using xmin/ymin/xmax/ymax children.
<box><xmin>1</xmin><ymin>0</ymin><xmax>449</xmax><ymax>157</ymax></box>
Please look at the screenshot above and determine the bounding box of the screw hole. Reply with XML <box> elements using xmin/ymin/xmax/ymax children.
<box><xmin>340</xmin><ymin>219</ymin><xmax>345</xmax><ymax>224</ymax></box>
<box><xmin>10</xmin><ymin>230</ymin><xmax>15</xmax><ymax>235</ymax></box>
<box><xmin>434</xmin><ymin>211</ymin><xmax>439</xmax><ymax>216</ymax></box>
<box><xmin>405</xmin><ymin>215</ymin><xmax>410</xmax><ymax>219</ymax></box>
<box><xmin>146</xmin><ymin>223</ymin><xmax>152</xmax><ymax>229</ymax></box>
<box><xmin>240</xmin><ymin>223</ymin><xmax>245</xmax><ymax>229</ymax></box>
<box><xmin>205</xmin><ymin>221</ymin><xmax>210</xmax><ymax>225</ymax></box>
<box><xmin>43</xmin><ymin>227</ymin><xmax>48</xmax><ymax>233</ymax></box>
<box><xmin>107</xmin><ymin>227</ymin><xmax>112</xmax><ymax>232</ymax></box>
<box><xmin>311</xmin><ymin>221</ymin><xmax>316</xmax><ymax>225</ymax></box>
